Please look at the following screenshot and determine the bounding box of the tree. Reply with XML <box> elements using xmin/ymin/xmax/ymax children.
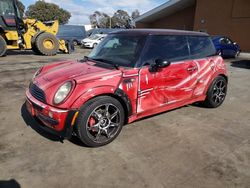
<box><xmin>26</xmin><ymin>0</ymin><xmax>71</xmax><ymax>24</ymax></box>
<box><xmin>17</xmin><ymin>0</ymin><xmax>25</xmax><ymax>17</ymax></box>
<box><xmin>131</xmin><ymin>10</ymin><xmax>140</xmax><ymax>20</ymax></box>
<box><xmin>89</xmin><ymin>9</ymin><xmax>137</xmax><ymax>29</ymax></box>
<box><xmin>89</xmin><ymin>11</ymin><xmax>111</xmax><ymax>28</ymax></box>
<box><xmin>111</xmin><ymin>10</ymin><xmax>131</xmax><ymax>28</ymax></box>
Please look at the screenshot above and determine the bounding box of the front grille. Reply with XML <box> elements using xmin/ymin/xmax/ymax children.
<box><xmin>30</xmin><ymin>84</ymin><xmax>46</xmax><ymax>103</ymax></box>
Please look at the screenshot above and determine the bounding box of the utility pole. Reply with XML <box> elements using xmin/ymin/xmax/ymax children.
<box><xmin>109</xmin><ymin>17</ymin><xmax>111</xmax><ymax>28</ymax></box>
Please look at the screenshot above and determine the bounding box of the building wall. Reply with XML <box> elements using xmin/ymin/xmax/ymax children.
<box><xmin>136</xmin><ymin>22</ymin><xmax>150</xmax><ymax>28</ymax></box>
<box><xmin>150</xmin><ymin>5</ymin><xmax>196</xmax><ymax>30</ymax></box>
<box><xmin>194</xmin><ymin>0</ymin><xmax>250</xmax><ymax>52</ymax></box>
<box><xmin>136</xmin><ymin>5</ymin><xmax>196</xmax><ymax>30</ymax></box>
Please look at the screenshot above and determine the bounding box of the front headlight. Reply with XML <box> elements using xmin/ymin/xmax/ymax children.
<box><xmin>54</xmin><ymin>81</ymin><xmax>72</xmax><ymax>104</ymax></box>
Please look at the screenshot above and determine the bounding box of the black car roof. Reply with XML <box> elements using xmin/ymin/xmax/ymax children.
<box><xmin>111</xmin><ymin>29</ymin><xmax>209</xmax><ymax>37</ymax></box>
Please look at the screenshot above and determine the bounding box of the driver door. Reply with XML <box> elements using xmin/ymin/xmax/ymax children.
<box><xmin>137</xmin><ymin>35</ymin><xmax>196</xmax><ymax>114</ymax></box>
<box><xmin>138</xmin><ymin>60</ymin><xmax>196</xmax><ymax>114</ymax></box>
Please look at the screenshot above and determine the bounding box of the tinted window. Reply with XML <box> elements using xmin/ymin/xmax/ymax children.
<box><xmin>57</xmin><ymin>26</ymin><xmax>86</xmax><ymax>37</ymax></box>
<box><xmin>220</xmin><ymin>37</ymin><xmax>232</xmax><ymax>45</ymax></box>
<box><xmin>0</xmin><ymin>0</ymin><xmax>15</xmax><ymax>16</ymax></box>
<box><xmin>88</xmin><ymin>34</ymin><xmax>146</xmax><ymax>67</ymax></box>
<box><xmin>188</xmin><ymin>36</ymin><xmax>216</xmax><ymax>59</ymax></box>
<box><xmin>141</xmin><ymin>35</ymin><xmax>190</xmax><ymax>65</ymax></box>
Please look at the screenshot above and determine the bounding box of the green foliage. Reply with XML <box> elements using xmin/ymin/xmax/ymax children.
<box><xmin>89</xmin><ymin>9</ymin><xmax>140</xmax><ymax>29</ymax></box>
<box><xmin>131</xmin><ymin>10</ymin><xmax>140</xmax><ymax>20</ymax></box>
<box><xmin>112</xmin><ymin>10</ymin><xmax>130</xmax><ymax>28</ymax></box>
<box><xmin>89</xmin><ymin>11</ymin><xmax>111</xmax><ymax>28</ymax></box>
<box><xmin>26</xmin><ymin>0</ymin><xmax>71</xmax><ymax>24</ymax></box>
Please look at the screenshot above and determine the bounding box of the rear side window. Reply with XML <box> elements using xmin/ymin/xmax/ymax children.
<box><xmin>188</xmin><ymin>36</ymin><xmax>216</xmax><ymax>59</ymax></box>
<box><xmin>141</xmin><ymin>35</ymin><xmax>189</xmax><ymax>64</ymax></box>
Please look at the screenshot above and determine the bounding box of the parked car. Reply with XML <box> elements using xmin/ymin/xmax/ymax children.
<box><xmin>212</xmin><ymin>36</ymin><xmax>241</xmax><ymax>58</ymax></box>
<box><xmin>87</xmin><ymin>28</ymin><xmax>124</xmax><ymax>36</ymax></box>
<box><xmin>81</xmin><ymin>34</ymin><xmax>107</xmax><ymax>48</ymax></box>
<box><xmin>57</xmin><ymin>25</ymin><xmax>87</xmax><ymax>46</ymax></box>
<box><xmin>25</xmin><ymin>29</ymin><xmax>228</xmax><ymax>147</ymax></box>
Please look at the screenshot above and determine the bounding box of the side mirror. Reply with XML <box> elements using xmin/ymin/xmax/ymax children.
<box><xmin>149</xmin><ymin>59</ymin><xmax>171</xmax><ymax>72</ymax></box>
<box><xmin>155</xmin><ymin>59</ymin><xmax>171</xmax><ymax>68</ymax></box>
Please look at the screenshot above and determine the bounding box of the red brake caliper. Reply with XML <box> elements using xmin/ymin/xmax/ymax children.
<box><xmin>89</xmin><ymin>117</ymin><xmax>97</xmax><ymax>132</ymax></box>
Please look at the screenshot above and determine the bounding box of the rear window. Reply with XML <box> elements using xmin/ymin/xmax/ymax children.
<box><xmin>188</xmin><ymin>36</ymin><xmax>216</xmax><ymax>59</ymax></box>
<box><xmin>141</xmin><ymin>35</ymin><xmax>190</xmax><ymax>64</ymax></box>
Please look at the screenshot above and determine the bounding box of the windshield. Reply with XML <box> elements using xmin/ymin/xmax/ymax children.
<box><xmin>88</xmin><ymin>34</ymin><xmax>146</xmax><ymax>68</ymax></box>
<box><xmin>0</xmin><ymin>0</ymin><xmax>15</xmax><ymax>16</ymax></box>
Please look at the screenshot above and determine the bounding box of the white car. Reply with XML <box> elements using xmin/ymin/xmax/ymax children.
<box><xmin>81</xmin><ymin>34</ymin><xmax>107</xmax><ymax>48</ymax></box>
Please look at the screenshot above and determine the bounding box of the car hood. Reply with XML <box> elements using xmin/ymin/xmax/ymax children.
<box><xmin>35</xmin><ymin>60</ymin><xmax>121</xmax><ymax>91</ymax></box>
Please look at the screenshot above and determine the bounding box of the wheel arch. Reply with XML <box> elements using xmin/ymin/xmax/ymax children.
<box><xmin>31</xmin><ymin>31</ymin><xmax>45</xmax><ymax>44</ymax></box>
<box><xmin>71</xmin><ymin>88</ymin><xmax>132</xmax><ymax>124</ymax></box>
<box><xmin>204</xmin><ymin>73</ymin><xmax>228</xmax><ymax>95</ymax></box>
<box><xmin>218</xmin><ymin>74</ymin><xmax>228</xmax><ymax>83</ymax></box>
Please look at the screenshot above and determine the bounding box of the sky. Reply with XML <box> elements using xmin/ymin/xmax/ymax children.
<box><xmin>21</xmin><ymin>0</ymin><xmax>166</xmax><ymax>25</ymax></box>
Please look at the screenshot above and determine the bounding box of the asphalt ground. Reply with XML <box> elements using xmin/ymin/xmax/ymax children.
<box><xmin>0</xmin><ymin>48</ymin><xmax>249</xmax><ymax>188</ymax></box>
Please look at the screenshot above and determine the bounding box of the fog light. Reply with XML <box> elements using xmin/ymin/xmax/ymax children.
<box><xmin>48</xmin><ymin>111</ymin><xmax>53</xmax><ymax>118</ymax></box>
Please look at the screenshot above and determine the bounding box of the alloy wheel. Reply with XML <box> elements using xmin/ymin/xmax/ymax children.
<box><xmin>86</xmin><ymin>104</ymin><xmax>121</xmax><ymax>144</ymax></box>
<box><xmin>212</xmin><ymin>80</ymin><xmax>226</xmax><ymax>105</ymax></box>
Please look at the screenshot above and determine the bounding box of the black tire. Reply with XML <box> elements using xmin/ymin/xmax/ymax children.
<box><xmin>220</xmin><ymin>50</ymin><xmax>225</xmax><ymax>58</ymax></box>
<box><xmin>73</xmin><ymin>40</ymin><xmax>78</xmax><ymax>46</ymax></box>
<box><xmin>202</xmin><ymin>76</ymin><xmax>227</xmax><ymax>108</ymax></box>
<box><xmin>35</xmin><ymin>32</ymin><xmax>59</xmax><ymax>56</ymax></box>
<box><xmin>218</xmin><ymin>50</ymin><xmax>222</xmax><ymax>56</ymax></box>
<box><xmin>75</xmin><ymin>96</ymin><xmax>125</xmax><ymax>147</ymax></box>
<box><xmin>234</xmin><ymin>50</ymin><xmax>240</xmax><ymax>58</ymax></box>
<box><xmin>0</xmin><ymin>35</ymin><xmax>7</xmax><ymax>57</ymax></box>
<box><xmin>93</xmin><ymin>43</ymin><xmax>97</xmax><ymax>48</ymax></box>
<box><xmin>32</xmin><ymin>44</ymin><xmax>41</xmax><ymax>55</ymax></box>
<box><xmin>31</xmin><ymin>33</ymin><xmax>42</xmax><ymax>55</ymax></box>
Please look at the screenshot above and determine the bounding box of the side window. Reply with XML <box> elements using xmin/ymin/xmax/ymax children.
<box><xmin>0</xmin><ymin>0</ymin><xmax>15</xmax><ymax>16</ymax></box>
<box><xmin>104</xmin><ymin>38</ymin><xmax>119</xmax><ymax>48</ymax></box>
<box><xmin>220</xmin><ymin>38</ymin><xmax>227</xmax><ymax>45</ymax></box>
<box><xmin>226</xmin><ymin>38</ymin><xmax>233</xmax><ymax>44</ymax></box>
<box><xmin>142</xmin><ymin>35</ymin><xmax>189</xmax><ymax>65</ymax></box>
<box><xmin>188</xmin><ymin>36</ymin><xmax>216</xmax><ymax>59</ymax></box>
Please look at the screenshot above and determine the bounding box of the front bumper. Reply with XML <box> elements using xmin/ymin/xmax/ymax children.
<box><xmin>26</xmin><ymin>90</ymin><xmax>78</xmax><ymax>138</ymax></box>
<box><xmin>82</xmin><ymin>43</ymin><xmax>93</xmax><ymax>48</ymax></box>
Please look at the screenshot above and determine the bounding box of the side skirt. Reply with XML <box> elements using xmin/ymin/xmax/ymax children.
<box><xmin>128</xmin><ymin>95</ymin><xmax>206</xmax><ymax>123</ymax></box>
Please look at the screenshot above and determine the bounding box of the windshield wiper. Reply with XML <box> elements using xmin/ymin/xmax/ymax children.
<box><xmin>79</xmin><ymin>56</ymin><xmax>119</xmax><ymax>70</ymax></box>
<box><xmin>91</xmin><ymin>58</ymin><xmax>120</xmax><ymax>70</ymax></box>
<box><xmin>79</xmin><ymin>56</ymin><xmax>94</xmax><ymax>63</ymax></box>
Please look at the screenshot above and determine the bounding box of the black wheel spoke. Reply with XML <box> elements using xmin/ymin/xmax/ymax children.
<box><xmin>110</xmin><ymin>110</ymin><xmax>118</xmax><ymax>120</ymax></box>
<box><xmin>105</xmin><ymin>104</ymin><xmax>110</xmax><ymax>117</ymax></box>
<box><xmin>94</xmin><ymin>130</ymin><xmax>102</xmax><ymax>142</ymax></box>
<box><xmin>86</xmin><ymin>103</ymin><xmax>121</xmax><ymax>144</ymax></box>
<box><xmin>104</xmin><ymin>129</ymin><xmax>111</xmax><ymax>139</ymax></box>
<box><xmin>87</xmin><ymin>123</ymin><xmax>99</xmax><ymax>131</ymax></box>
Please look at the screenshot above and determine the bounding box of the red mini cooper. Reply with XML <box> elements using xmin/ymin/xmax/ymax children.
<box><xmin>26</xmin><ymin>29</ymin><xmax>228</xmax><ymax>147</ymax></box>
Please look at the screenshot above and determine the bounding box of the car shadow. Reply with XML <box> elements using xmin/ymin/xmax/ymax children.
<box><xmin>68</xmin><ymin>136</ymin><xmax>91</xmax><ymax>147</ymax></box>
<box><xmin>20</xmin><ymin>103</ymin><xmax>63</xmax><ymax>143</ymax></box>
<box><xmin>0</xmin><ymin>179</ymin><xmax>21</xmax><ymax>188</ymax></box>
<box><xmin>6</xmin><ymin>50</ymin><xmax>36</xmax><ymax>56</ymax></box>
<box><xmin>6</xmin><ymin>50</ymin><xmax>68</xmax><ymax>56</ymax></box>
<box><xmin>231</xmin><ymin>60</ymin><xmax>250</xmax><ymax>69</ymax></box>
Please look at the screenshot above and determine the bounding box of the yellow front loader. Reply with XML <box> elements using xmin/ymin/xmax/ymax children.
<box><xmin>0</xmin><ymin>0</ymin><xmax>70</xmax><ymax>56</ymax></box>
